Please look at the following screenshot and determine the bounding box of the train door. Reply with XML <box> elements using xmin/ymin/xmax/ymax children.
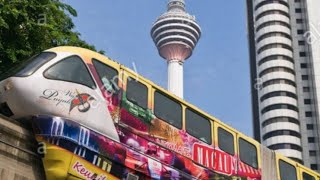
<box><xmin>89</xmin><ymin>58</ymin><xmax>122</xmax><ymax>123</ymax></box>
<box><xmin>298</xmin><ymin>164</ymin><xmax>318</xmax><ymax>180</ymax></box>
<box><xmin>118</xmin><ymin>67</ymin><xmax>153</xmax><ymax>142</ymax></box>
<box><xmin>236</xmin><ymin>133</ymin><xmax>261</xmax><ymax>179</ymax></box>
<box><xmin>116</xmin><ymin>68</ymin><xmax>155</xmax><ymax>177</ymax></box>
<box><xmin>213</xmin><ymin>122</ymin><xmax>238</xmax><ymax>178</ymax></box>
<box><xmin>276</xmin><ymin>155</ymin><xmax>299</xmax><ymax>180</ymax></box>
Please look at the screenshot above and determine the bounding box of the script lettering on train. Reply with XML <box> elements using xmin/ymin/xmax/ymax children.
<box><xmin>72</xmin><ymin>161</ymin><xmax>107</xmax><ymax>180</ymax></box>
<box><xmin>40</xmin><ymin>89</ymin><xmax>95</xmax><ymax>113</ymax></box>
<box><xmin>40</xmin><ymin>89</ymin><xmax>76</xmax><ymax>106</ymax></box>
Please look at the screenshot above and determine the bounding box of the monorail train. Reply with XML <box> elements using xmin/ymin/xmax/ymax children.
<box><xmin>0</xmin><ymin>46</ymin><xmax>319</xmax><ymax>180</ymax></box>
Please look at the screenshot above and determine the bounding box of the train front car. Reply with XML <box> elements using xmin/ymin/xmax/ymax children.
<box><xmin>0</xmin><ymin>47</ymin><xmax>119</xmax><ymax>140</ymax></box>
<box><xmin>0</xmin><ymin>47</ymin><xmax>121</xmax><ymax>179</ymax></box>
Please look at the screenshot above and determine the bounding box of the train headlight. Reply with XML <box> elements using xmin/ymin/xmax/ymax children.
<box><xmin>4</xmin><ymin>81</ymin><xmax>13</xmax><ymax>91</ymax></box>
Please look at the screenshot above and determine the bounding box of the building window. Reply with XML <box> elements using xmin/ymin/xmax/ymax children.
<box><xmin>255</xmin><ymin>1</ymin><xmax>289</xmax><ymax>11</ymax></box>
<box><xmin>154</xmin><ymin>91</ymin><xmax>182</xmax><ymax>129</ymax></box>
<box><xmin>303</xmin><ymin>87</ymin><xmax>310</xmax><ymax>92</ymax></box>
<box><xmin>300</xmin><ymin>52</ymin><xmax>307</xmax><ymax>57</ymax></box>
<box><xmin>307</xmin><ymin>124</ymin><xmax>314</xmax><ymax>130</ymax></box>
<box><xmin>126</xmin><ymin>79</ymin><xmax>148</xmax><ymax>109</ymax></box>
<box><xmin>301</xmin><ymin>63</ymin><xmax>308</xmax><ymax>68</ymax></box>
<box><xmin>263</xmin><ymin>130</ymin><xmax>301</xmax><ymax>140</ymax></box>
<box><xmin>305</xmin><ymin>111</ymin><xmax>312</xmax><ymax>117</ymax></box>
<box><xmin>255</xmin><ymin>10</ymin><xmax>290</xmax><ymax>22</ymax></box>
<box><xmin>257</xmin><ymin>43</ymin><xmax>293</xmax><ymax>54</ymax></box>
<box><xmin>260</xmin><ymin>91</ymin><xmax>297</xmax><ymax>102</ymax></box>
<box><xmin>304</xmin><ymin>99</ymin><xmax>311</xmax><ymax>104</ymax></box>
<box><xmin>262</xmin><ymin>79</ymin><xmax>296</xmax><ymax>88</ymax></box>
<box><xmin>298</xmin><ymin>40</ymin><xmax>305</xmax><ymax>45</ymax></box>
<box><xmin>309</xmin><ymin>151</ymin><xmax>317</xmax><ymax>156</ymax></box>
<box><xmin>296</xmin><ymin>19</ymin><xmax>303</xmax><ymax>24</ymax></box>
<box><xmin>268</xmin><ymin>143</ymin><xmax>302</xmax><ymax>152</ymax></box>
<box><xmin>258</xmin><ymin>55</ymin><xmax>293</xmax><ymax>66</ymax></box>
<box><xmin>185</xmin><ymin>108</ymin><xmax>212</xmax><ymax>144</ymax></box>
<box><xmin>257</xmin><ymin>32</ymin><xmax>292</xmax><ymax>43</ymax></box>
<box><xmin>295</xmin><ymin>8</ymin><xmax>302</xmax><ymax>13</ymax></box>
<box><xmin>262</xmin><ymin>117</ymin><xmax>300</xmax><ymax>128</ymax></box>
<box><xmin>311</xmin><ymin>164</ymin><xmax>318</xmax><ymax>170</ymax></box>
<box><xmin>302</xmin><ymin>75</ymin><xmax>309</xmax><ymax>80</ymax></box>
<box><xmin>256</xmin><ymin>21</ymin><xmax>291</xmax><ymax>32</ymax></box>
<box><xmin>279</xmin><ymin>160</ymin><xmax>297</xmax><ymax>180</ymax></box>
<box><xmin>218</xmin><ymin>127</ymin><xmax>234</xmax><ymax>155</ymax></box>
<box><xmin>308</xmin><ymin>137</ymin><xmax>315</xmax><ymax>143</ymax></box>
<box><xmin>261</xmin><ymin>104</ymin><xmax>298</xmax><ymax>114</ymax></box>
<box><xmin>297</xmin><ymin>29</ymin><xmax>305</xmax><ymax>34</ymax></box>
<box><xmin>259</xmin><ymin>66</ymin><xmax>295</xmax><ymax>78</ymax></box>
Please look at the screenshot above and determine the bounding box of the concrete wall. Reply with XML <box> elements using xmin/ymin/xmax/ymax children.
<box><xmin>0</xmin><ymin>115</ymin><xmax>45</xmax><ymax>180</ymax></box>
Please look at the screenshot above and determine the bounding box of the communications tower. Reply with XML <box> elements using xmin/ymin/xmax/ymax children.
<box><xmin>151</xmin><ymin>0</ymin><xmax>201</xmax><ymax>98</ymax></box>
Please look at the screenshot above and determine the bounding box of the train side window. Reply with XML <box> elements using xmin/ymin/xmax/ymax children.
<box><xmin>154</xmin><ymin>91</ymin><xmax>182</xmax><ymax>129</ymax></box>
<box><xmin>302</xmin><ymin>172</ymin><xmax>315</xmax><ymax>180</ymax></box>
<box><xmin>239</xmin><ymin>138</ymin><xmax>258</xmax><ymax>169</ymax></box>
<box><xmin>279</xmin><ymin>160</ymin><xmax>297</xmax><ymax>180</ymax></box>
<box><xmin>126</xmin><ymin>79</ymin><xmax>148</xmax><ymax>109</ymax></box>
<box><xmin>218</xmin><ymin>127</ymin><xmax>234</xmax><ymax>155</ymax></box>
<box><xmin>92</xmin><ymin>59</ymin><xmax>118</xmax><ymax>93</ymax></box>
<box><xmin>186</xmin><ymin>108</ymin><xmax>211</xmax><ymax>144</ymax></box>
<box><xmin>44</xmin><ymin>56</ymin><xmax>95</xmax><ymax>88</ymax></box>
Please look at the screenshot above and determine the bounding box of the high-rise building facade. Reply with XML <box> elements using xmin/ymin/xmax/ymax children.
<box><xmin>246</xmin><ymin>0</ymin><xmax>320</xmax><ymax>171</ymax></box>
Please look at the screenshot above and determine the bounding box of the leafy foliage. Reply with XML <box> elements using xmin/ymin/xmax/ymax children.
<box><xmin>0</xmin><ymin>0</ymin><xmax>104</xmax><ymax>74</ymax></box>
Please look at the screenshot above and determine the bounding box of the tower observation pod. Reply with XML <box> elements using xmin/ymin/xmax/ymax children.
<box><xmin>151</xmin><ymin>0</ymin><xmax>201</xmax><ymax>98</ymax></box>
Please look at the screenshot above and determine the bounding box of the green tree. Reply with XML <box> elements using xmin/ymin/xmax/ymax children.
<box><xmin>0</xmin><ymin>0</ymin><xmax>104</xmax><ymax>74</ymax></box>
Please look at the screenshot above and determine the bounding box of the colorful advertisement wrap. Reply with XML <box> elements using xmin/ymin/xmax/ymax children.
<box><xmin>119</xmin><ymin>93</ymin><xmax>261</xmax><ymax>179</ymax></box>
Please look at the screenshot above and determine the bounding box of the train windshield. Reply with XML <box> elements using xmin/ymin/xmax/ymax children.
<box><xmin>44</xmin><ymin>56</ymin><xmax>96</xmax><ymax>89</ymax></box>
<box><xmin>0</xmin><ymin>52</ymin><xmax>56</xmax><ymax>81</ymax></box>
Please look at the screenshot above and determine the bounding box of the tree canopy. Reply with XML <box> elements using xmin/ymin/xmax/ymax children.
<box><xmin>0</xmin><ymin>0</ymin><xmax>103</xmax><ymax>74</ymax></box>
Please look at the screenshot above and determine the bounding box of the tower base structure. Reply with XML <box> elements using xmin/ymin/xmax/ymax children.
<box><xmin>0</xmin><ymin>115</ymin><xmax>45</xmax><ymax>180</ymax></box>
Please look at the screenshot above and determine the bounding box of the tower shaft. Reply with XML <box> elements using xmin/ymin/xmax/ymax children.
<box><xmin>167</xmin><ymin>60</ymin><xmax>183</xmax><ymax>98</ymax></box>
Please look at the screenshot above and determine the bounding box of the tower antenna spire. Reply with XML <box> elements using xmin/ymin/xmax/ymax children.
<box><xmin>167</xmin><ymin>0</ymin><xmax>186</xmax><ymax>11</ymax></box>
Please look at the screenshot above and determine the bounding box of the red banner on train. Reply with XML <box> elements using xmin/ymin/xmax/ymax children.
<box><xmin>193</xmin><ymin>143</ymin><xmax>261</xmax><ymax>179</ymax></box>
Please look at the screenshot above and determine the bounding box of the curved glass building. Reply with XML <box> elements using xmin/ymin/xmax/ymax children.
<box><xmin>247</xmin><ymin>0</ymin><xmax>320</xmax><ymax>171</ymax></box>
